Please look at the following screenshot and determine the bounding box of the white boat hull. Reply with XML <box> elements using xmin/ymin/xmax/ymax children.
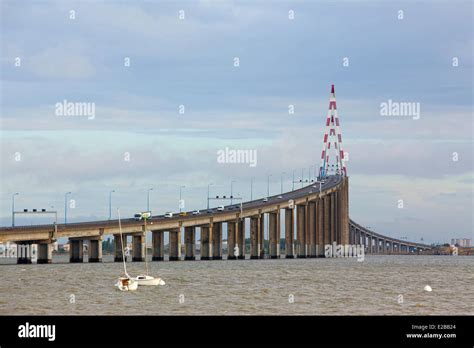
<box><xmin>135</xmin><ymin>275</ymin><xmax>165</xmax><ymax>286</ymax></box>
<box><xmin>115</xmin><ymin>277</ymin><xmax>139</xmax><ymax>291</ymax></box>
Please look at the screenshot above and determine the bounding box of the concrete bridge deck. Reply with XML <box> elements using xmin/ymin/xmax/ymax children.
<box><xmin>0</xmin><ymin>175</ymin><xmax>431</xmax><ymax>264</ymax></box>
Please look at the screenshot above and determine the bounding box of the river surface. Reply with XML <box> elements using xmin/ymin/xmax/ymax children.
<box><xmin>0</xmin><ymin>255</ymin><xmax>472</xmax><ymax>315</ymax></box>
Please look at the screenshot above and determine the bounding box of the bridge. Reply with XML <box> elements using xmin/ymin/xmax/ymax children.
<box><xmin>0</xmin><ymin>85</ymin><xmax>431</xmax><ymax>264</ymax></box>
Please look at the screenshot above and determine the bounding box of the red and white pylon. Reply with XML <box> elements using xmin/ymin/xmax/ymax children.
<box><xmin>318</xmin><ymin>84</ymin><xmax>347</xmax><ymax>179</ymax></box>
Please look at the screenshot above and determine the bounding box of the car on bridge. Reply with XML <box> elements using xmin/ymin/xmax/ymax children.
<box><xmin>134</xmin><ymin>211</ymin><xmax>152</xmax><ymax>220</ymax></box>
<box><xmin>164</xmin><ymin>212</ymin><xmax>173</xmax><ymax>218</ymax></box>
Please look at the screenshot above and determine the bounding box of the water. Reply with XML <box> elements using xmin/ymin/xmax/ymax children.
<box><xmin>1</xmin><ymin>255</ymin><xmax>472</xmax><ymax>315</ymax></box>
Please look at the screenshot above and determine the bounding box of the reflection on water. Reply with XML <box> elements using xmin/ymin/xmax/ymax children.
<box><xmin>1</xmin><ymin>255</ymin><xmax>473</xmax><ymax>315</ymax></box>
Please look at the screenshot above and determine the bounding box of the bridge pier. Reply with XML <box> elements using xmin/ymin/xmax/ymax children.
<box><xmin>69</xmin><ymin>239</ymin><xmax>83</xmax><ymax>263</ymax></box>
<box><xmin>304</xmin><ymin>203</ymin><xmax>310</xmax><ymax>257</ymax></box>
<box><xmin>200</xmin><ymin>225</ymin><xmax>211</xmax><ymax>260</ymax></box>
<box><xmin>227</xmin><ymin>222</ymin><xmax>236</xmax><ymax>260</ymax></box>
<box><xmin>114</xmin><ymin>234</ymin><xmax>126</xmax><ymax>262</ymax></box>
<box><xmin>89</xmin><ymin>238</ymin><xmax>102</xmax><ymax>263</ymax></box>
<box><xmin>330</xmin><ymin>193</ymin><xmax>336</xmax><ymax>246</ymax></box>
<box><xmin>354</xmin><ymin>229</ymin><xmax>360</xmax><ymax>246</ymax></box>
<box><xmin>259</xmin><ymin>214</ymin><xmax>265</xmax><ymax>259</ymax></box>
<box><xmin>269</xmin><ymin>210</ymin><xmax>280</xmax><ymax>259</ymax></box>
<box><xmin>184</xmin><ymin>226</ymin><xmax>196</xmax><ymax>260</ymax></box>
<box><xmin>250</xmin><ymin>216</ymin><xmax>259</xmax><ymax>259</ymax></box>
<box><xmin>285</xmin><ymin>208</ymin><xmax>294</xmax><ymax>258</ymax></box>
<box><xmin>152</xmin><ymin>231</ymin><xmax>164</xmax><ymax>261</ymax></box>
<box><xmin>132</xmin><ymin>232</ymin><xmax>146</xmax><ymax>262</ymax></box>
<box><xmin>16</xmin><ymin>242</ymin><xmax>33</xmax><ymax>264</ymax></box>
<box><xmin>296</xmin><ymin>204</ymin><xmax>306</xmax><ymax>258</ymax></box>
<box><xmin>308</xmin><ymin>201</ymin><xmax>316</xmax><ymax>257</ymax></box>
<box><xmin>212</xmin><ymin>222</ymin><xmax>222</xmax><ymax>260</ymax></box>
<box><xmin>236</xmin><ymin>219</ymin><xmax>245</xmax><ymax>259</ymax></box>
<box><xmin>341</xmin><ymin>177</ymin><xmax>350</xmax><ymax>245</ymax></box>
<box><xmin>316</xmin><ymin>198</ymin><xmax>324</xmax><ymax>257</ymax></box>
<box><xmin>323</xmin><ymin>195</ymin><xmax>331</xmax><ymax>255</ymax></box>
<box><xmin>335</xmin><ymin>191</ymin><xmax>341</xmax><ymax>244</ymax></box>
<box><xmin>37</xmin><ymin>242</ymin><xmax>52</xmax><ymax>264</ymax></box>
<box><xmin>169</xmin><ymin>229</ymin><xmax>181</xmax><ymax>261</ymax></box>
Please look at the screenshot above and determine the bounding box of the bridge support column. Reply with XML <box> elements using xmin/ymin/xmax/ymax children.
<box><xmin>304</xmin><ymin>203</ymin><xmax>310</xmax><ymax>257</ymax></box>
<box><xmin>132</xmin><ymin>232</ymin><xmax>146</xmax><ymax>262</ymax></box>
<box><xmin>169</xmin><ymin>229</ymin><xmax>181</xmax><ymax>261</ymax></box>
<box><xmin>200</xmin><ymin>225</ymin><xmax>211</xmax><ymax>260</ymax></box>
<box><xmin>236</xmin><ymin>219</ymin><xmax>245</xmax><ymax>259</ymax></box>
<box><xmin>250</xmin><ymin>216</ymin><xmax>259</xmax><ymax>259</ymax></box>
<box><xmin>269</xmin><ymin>211</ymin><xmax>280</xmax><ymax>259</ymax></box>
<box><xmin>316</xmin><ymin>198</ymin><xmax>324</xmax><ymax>257</ymax></box>
<box><xmin>114</xmin><ymin>234</ymin><xmax>126</xmax><ymax>262</ymax></box>
<box><xmin>227</xmin><ymin>221</ymin><xmax>236</xmax><ymax>260</ymax></box>
<box><xmin>335</xmin><ymin>191</ymin><xmax>341</xmax><ymax>244</ymax></box>
<box><xmin>184</xmin><ymin>226</ymin><xmax>196</xmax><ymax>260</ymax></box>
<box><xmin>16</xmin><ymin>242</ymin><xmax>33</xmax><ymax>264</ymax></box>
<box><xmin>69</xmin><ymin>239</ymin><xmax>83</xmax><ymax>263</ymax></box>
<box><xmin>152</xmin><ymin>231</ymin><xmax>164</xmax><ymax>261</ymax></box>
<box><xmin>296</xmin><ymin>204</ymin><xmax>306</xmax><ymax>258</ymax></box>
<box><xmin>276</xmin><ymin>210</ymin><xmax>281</xmax><ymax>258</ymax></box>
<box><xmin>212</xmin><ymin>222</ymin><xmax>222</xmax><ymax>260</ymax></box>
<box><xmin>323</xmin><ymin>195</ymin><xmax>331</xmax><ymax>256</ymax></box>
<box><xmin>37</xmin><ymin>242</ymin><xmax>53</xmax><ymax>264</ymax></box>
<box><xmin>285</xmin><ymin>208</ymin><xmax>294</xmax><ymax>258</ymax></box>
<box><xmin>341</xmin><ymin>177</ymin><xmax>350</xmax><ymax>246</ymax></box>
<box><xmin>308</xmin><ymin>201</ymin><xmax>316</xmax><ymax>257</ymax></box>
<box><xmin>259</xmin><ymin>215</ymin><xmax>265</xmax><ymax>259</ymax></box>
<box><xmin>390</xmin><ymin>242</ymin><xmax>394</xmax><ymax>254</ymax></box>
<box><xmin>330</xmin><ymin>193</ymin><xmax>336</xmax><ymax>245</ymax></box>
<box><xmin>89</xmin><ymin>238</ymin><xmax>102</xmax><ymax>263</ymax></box>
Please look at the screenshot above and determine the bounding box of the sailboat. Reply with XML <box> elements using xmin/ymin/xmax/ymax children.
<box><xmin>115</xmin><ymin>209</ymin><xmax>138</xmax><ymax>291</ymax></box>
<box><xmin>134</xmin><ymin>214</ymin><xmax>165</xmax><ymax>286</ymax></box>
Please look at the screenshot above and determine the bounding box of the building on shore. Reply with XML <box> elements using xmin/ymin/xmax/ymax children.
<box><xmin>451</xmin><ymin>238</ymin><xmax>472</xmax><ymax>247</ymax></box>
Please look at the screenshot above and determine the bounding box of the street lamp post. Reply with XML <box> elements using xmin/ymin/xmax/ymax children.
<box><xmin>301</xmin><ymin>168</ymin><xmax>304</xmax><ymax>188</ymax></box>
<box><xmin>207</xmin><ymin>183</ymin><xmax>213</xmax><ymax>210</ymax></box>
<box><xmin>179</xmin><ymin>185</ymin><xmax>185</xmax><ymax>213</ymax></box>
<box><xmin>108</xmin><ymin>190</ymin><xmax>115</xmax><ymax>220</ymax></box>
<box><xmin>267</xmin><ymin>174</ymin><xmax>272</xmax><ymax>197</ymax></box>
<box><xmin>230</xmin><ymin>180</ymin><xmax>236</xmax><ymax>205</ymax></box>
<box><xmin>12</xmin><ymin>192</ymin><xmax>19</xmax><ymax>227</ymax></box>
<box><xmin>280</xmin><ymin>172</ymin><xmax>286</xmax><ymax>195</ymax></box>
<box><xmin>64</xmin><ymin>191</ymin><xmax>72</xmax><ymax>224</ymax></box>
<box><xmin>292</xmin><ymin>170</ymin><xmax>295</xmax><ymax>190</ymax></box>
<box><xmin>250</xmin><ymin>177</ymin><xmax>255</xmax><ymax>200</ymax></box>
<box><xmin>147</xmin><ymin>188</ymin><xmax>154</xmax><ymax>212</ymax></box>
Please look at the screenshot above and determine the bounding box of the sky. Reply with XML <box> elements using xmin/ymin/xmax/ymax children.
<box><xmin>1</xmin><ymin>0</ymin><xmax>472</xmax><ymax>244</ymax></box>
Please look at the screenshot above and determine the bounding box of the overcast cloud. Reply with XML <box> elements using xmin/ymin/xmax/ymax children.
<box><xmin>1</xmin><ymin>0</ymin><xmax>472</xmax><ymax>244</ymax></box>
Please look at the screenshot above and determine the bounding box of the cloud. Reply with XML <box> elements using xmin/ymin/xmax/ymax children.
<box><xmin>27</xmin><ymin>41</ymin><xmax>95</xmax><ymax>79</ymax></box>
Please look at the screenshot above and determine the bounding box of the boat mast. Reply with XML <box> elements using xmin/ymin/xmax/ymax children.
<box><xmin>117</xmin><ymin>209</ymin><xmax>130</xmax><ymax>278</ymax></box>
<box><xmin>144</xmin><ymin>216</ymin><xmax>149</xmax><ymax>276</ymax></box>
